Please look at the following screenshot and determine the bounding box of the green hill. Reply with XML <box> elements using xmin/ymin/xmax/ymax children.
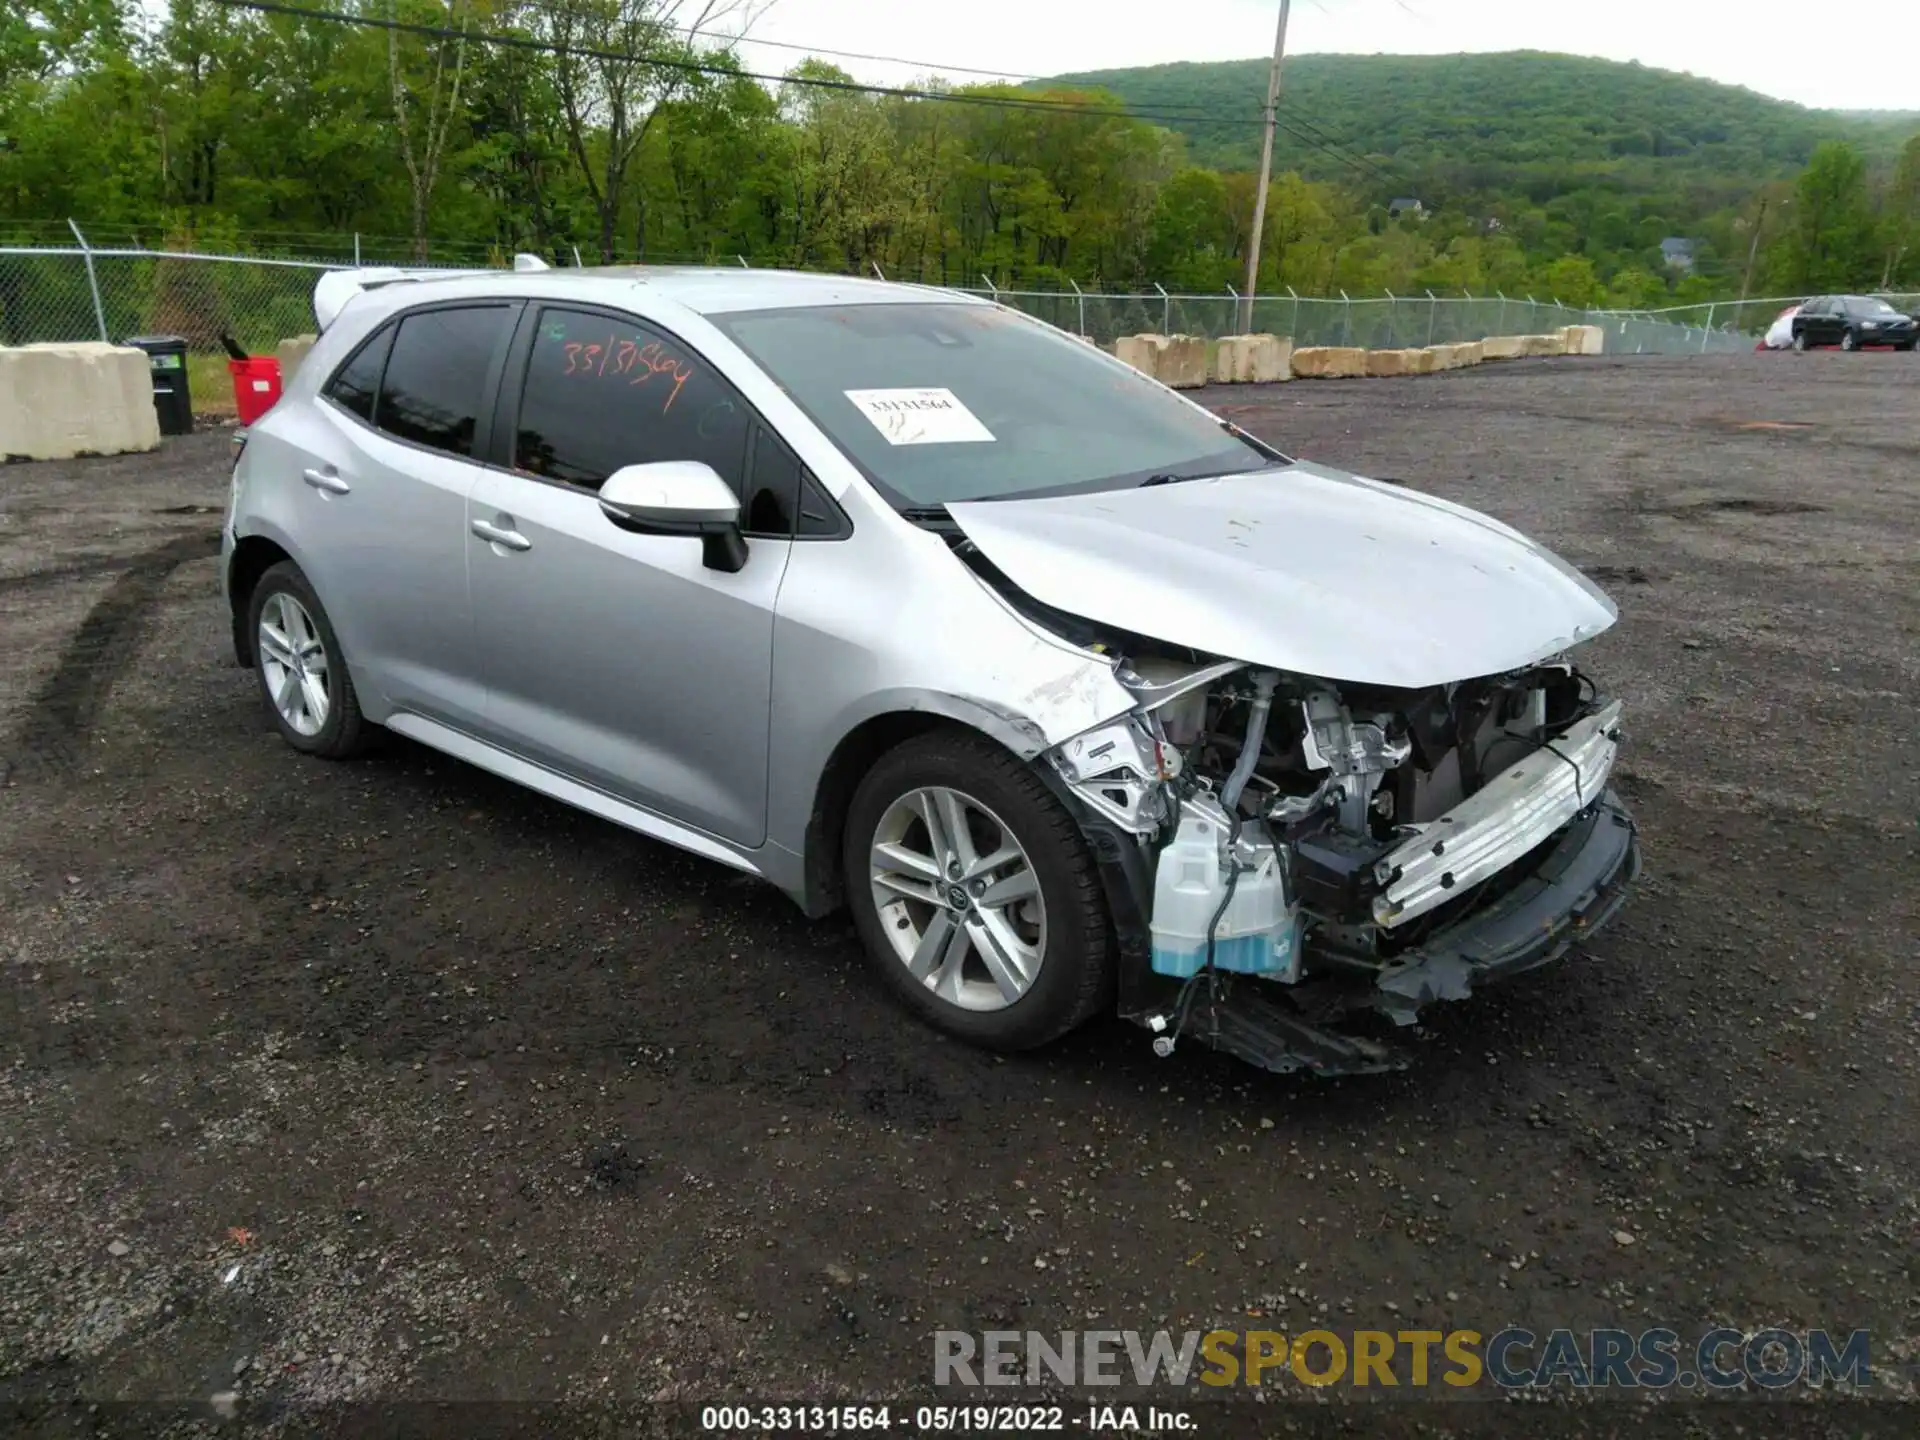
<box><xmin>1042</xmin><ymin>51</ymin><xmax>1908</xmax><ymax>205</ymax></box>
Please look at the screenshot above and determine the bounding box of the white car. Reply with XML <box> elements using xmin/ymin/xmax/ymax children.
<box><xmin>1762</xmin><ymin>305</ymin><xmax>1801</xmax><ymax>350</ymax></box>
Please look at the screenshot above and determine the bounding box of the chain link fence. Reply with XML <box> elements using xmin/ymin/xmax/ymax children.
<box><xmin>7</xmin><ymin>235</ymin><xmax>1913</xmax><ymax>362</ymax></box>
<box><xmin>0</xmin><ymin>246</ymin><xmax>334</xmax><ymax>355</ymax></box>
<box><xmin>978</xmin><ymin>288</ymin><xmax>1773</xmax><ymax>354</ymax></box>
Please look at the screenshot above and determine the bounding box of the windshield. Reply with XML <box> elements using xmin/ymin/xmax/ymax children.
<box><xmin>711</xmin><ymin>302</ymin><xmax>1270</xmax><ymax>505</ymax></box>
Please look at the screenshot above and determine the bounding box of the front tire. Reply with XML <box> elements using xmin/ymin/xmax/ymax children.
<box><xmin>844</xmin><ymin>730</ymin><xmax>1113</xmax><ymax>1051</ymax></box>
<box><xmin>248</xmin><ymin>560</ymin><xmax>368</xmax><ymax>758</ymax></box>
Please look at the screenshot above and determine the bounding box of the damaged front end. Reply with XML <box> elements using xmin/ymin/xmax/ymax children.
<box><xmin>1044</xmin><ymin>652</ymin><xmax>1640</xmax><ymax>1076</ymax></box>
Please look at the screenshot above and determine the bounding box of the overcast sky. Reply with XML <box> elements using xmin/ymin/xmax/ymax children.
<box><xmin>719</xmin><ymin>0</ymin><xmax>1920</xmax><ymax>112</ymax></box>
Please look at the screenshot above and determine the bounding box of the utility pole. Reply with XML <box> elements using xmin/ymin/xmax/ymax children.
<box><xmin>1738</xmin><ymin>196</ymin><xmax>1768</xmax><ymax>306</ymax></box>
<box><xmin>1242</xmin><ymin>0</ymin><xmax>1292</xmax><ymax>334</ymax></box>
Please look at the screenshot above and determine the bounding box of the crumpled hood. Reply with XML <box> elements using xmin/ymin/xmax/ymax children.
<box><xmin>947</xmin><ymin>461</ymin><xmax>1617</xmax><ymax>689</ymax></box>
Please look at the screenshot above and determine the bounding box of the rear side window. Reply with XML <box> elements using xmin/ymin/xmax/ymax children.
<box><xmin>375</xmin><ymin>306</ymin><xmax>512</xmax><ymax>458</ymax></box>
<box><xmin>325</xmin><ymin>324</ymin><xmax>393</xmax><ymax>424</ymax></box>
<box><xmin>511</xmin><ymin>306</ymin><xmax>750</xmax><ymax>497</ymax></box>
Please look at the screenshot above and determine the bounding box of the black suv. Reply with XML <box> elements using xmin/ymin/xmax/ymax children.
<box><xmin>1790</xmin><ymin>295</ymin><xmax>1918</xmax><ymax>351</ymax></box>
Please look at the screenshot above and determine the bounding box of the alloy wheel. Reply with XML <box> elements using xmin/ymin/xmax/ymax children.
<box><xmin>257</xmin><ymin>591</ymin><xmax>331</xmax><ymax>737</ymax></box>
<box><xmin>868</xmin><ymin>786</ymin><xmax>1047</xmax><ymax>1012</ymax></box>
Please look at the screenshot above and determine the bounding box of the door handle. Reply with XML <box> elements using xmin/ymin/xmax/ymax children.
<box><xmin>302</xmin><ymin>467</ymin><xmax>350</xmax><ymax>495</ymax></box>
<box><xmin>471</xmin><ymin>517</ymin><xmax>532</xmax><ymax>552</ymax></box>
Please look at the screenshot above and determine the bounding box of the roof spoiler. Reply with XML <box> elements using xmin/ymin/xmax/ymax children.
<box><xmin>313</xmin><ymin>267</ymin><xmax>474</xmax><ymax>331</ymax></box>
<box><xmin>313</xmin><ymin>254</ymin><xmax>557</xmax><ymax>332</ymax></box>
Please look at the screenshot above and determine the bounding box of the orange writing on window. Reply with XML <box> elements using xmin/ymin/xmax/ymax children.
<box><xmin>553</xmin><ymin>333</ymin><xmax>693</xmax><ymax>412</ymax></box>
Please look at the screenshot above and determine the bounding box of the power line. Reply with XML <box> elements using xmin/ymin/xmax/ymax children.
<box><xmin>1274</xmin><ymin>106</ymin><xmax>1397</xmax><ymax>183</ymax></box>
<box><xmin>207</xmin><ymin>0</ymin><xmax>1401</xmax><ymax>183</ymax></box>
<box><xmin>656</xmin><ymin>14</ymin><xmax>1048</xmax><ymax>83</ymax></box>
<box><xmin>518</xmin><ymin>0</ymin><xmax>1272</xmax><ymax>117</ymax></box>
<box><xmin>208</xmin><ymin>0</ymin><xmax>1269</xmax><ymax>128</ymax></box>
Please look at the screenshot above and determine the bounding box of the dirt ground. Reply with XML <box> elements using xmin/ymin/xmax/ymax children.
<box><xmin>2</xmin><ymin>354</ymin><xmax>1915</xmax><ymax>1438</ymax></box>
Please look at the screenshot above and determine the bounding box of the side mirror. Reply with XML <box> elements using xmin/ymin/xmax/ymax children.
<box><xmin>599</xmin><ymin>461</ymin><xmax>747</xmax><ymax>573</ymax></box>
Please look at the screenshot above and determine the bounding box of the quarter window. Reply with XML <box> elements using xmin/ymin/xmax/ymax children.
<box><xmin>512</xmin><ymin>306</ymin><xmax>750</xmax><ymax>499</ymax></box>
<box><xmin>325</xmin><ymin>323</ymin><xmax>393</xmax><ymax>425</ymax></box>
<box><xmin>375</xmin><ymin>306</ymin><xmax>512</xmax><ymax>458</ymax></box>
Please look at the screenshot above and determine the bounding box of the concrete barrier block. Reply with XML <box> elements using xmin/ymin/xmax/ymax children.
<box><xmin>1246</xmin><ymin>334</ymin><xmax>1292</xmax><ymax>383</ymax></box>
<box><xmin>1559</xmin><ymin>324</ymin><xmax>1605</xmax><ymax>356</ymax></box>
<box><xmin>1454</xmin><ymin>340</ymin><xmax>1485</xmax><ymax>367</ymax></box>
<box><xmin>1115</xmin><ymin>334</ymin><xmax>1164</xmax><ymax>379</ymax></box>
<box><xmin>1480</xmin><ymin>335</ymin><xmax>1527</xmax><ymax>361</ymax></box>
<box><xmin>1291</xmin><ymin>346</ymin><xmax>1368</xmax><ymax>379</ymax></box>
<box><xmin>1408</xmin><ymin>347</ymin><xmax>1438</xmax><ymax>375</ymax></box>
<box><xmin>0</xmin><ymin>343</ymin><xmax>162</xmax><ymax>461</ymax></box>
<box><xmin>277</xmin><ymin>333</ymin><xmax>318</xmax><ymax>383</ymax></box>
<box><xmin>1157</xmin><ymin>335</ymin><xmax>1209</xmax><ymax>389</ymax></box>
<box><xmin>1208</xmin><ymin>337</ymin><xmax>1239</xmax><ymax>384</ymax></box>
<box><xmin>1209</xmin><ymin>334</ymin><xmax>1287</xmax><ymax>383</ymax></box>
<box><xmin>1521</xmin><ymin>333</ymin><xmax>1567</xmax><ymax>357</ymax></box>
<box><xmin>1365</xmin><ymin>349</ymin><xmax>1422</xmax><ymax>377</ymax></box>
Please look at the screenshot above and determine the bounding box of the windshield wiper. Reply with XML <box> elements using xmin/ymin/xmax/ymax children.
<box><xmin>1140</xmin><ymin>465</ymin><xmax>1282</xmax><ymax>488</ymax></box>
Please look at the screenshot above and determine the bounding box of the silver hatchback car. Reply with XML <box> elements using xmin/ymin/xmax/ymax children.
<box><xmin>223</xmin><ymin>264</ymin><xmax>1639</xmax><ymax>1074</ymax></box>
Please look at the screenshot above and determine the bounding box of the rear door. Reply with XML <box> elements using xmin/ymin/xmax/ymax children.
<box><xmin>463</xmin><ymin>303</ymin><xmax>796</xmax><ymax>847</ymax></box>
<box><xmin>296</xmin><ymin>302</ymin><xmax>520</xmax><ymax>730</ymax></box>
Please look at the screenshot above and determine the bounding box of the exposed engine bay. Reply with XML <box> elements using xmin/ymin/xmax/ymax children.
<box><xmin>929</xmin><ymin>488</ymin><xmax>1640</xmax><ymax>1076</ymax></box>
<box><xmin>1044</xmin><ymin>643</ymin><xmax>1630</xmax><ymax>1070</ymax></box>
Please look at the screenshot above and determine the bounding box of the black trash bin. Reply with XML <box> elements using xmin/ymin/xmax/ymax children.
<box><xmin>122</xmin><ymin>335</ymin><xmax>194</xmax><ymax>436</ymax></box>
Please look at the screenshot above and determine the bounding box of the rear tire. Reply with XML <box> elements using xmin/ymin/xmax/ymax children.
<box><xmin>843</xmin><ymin>729</ymin><xmax>1113</xmax><ymax>1051</ymax></box>
<box><xmin>1791</xmin><ymin>331</ymin><xmax>1807</xmax><ymax>352</ymax></box>
<box><xmin>248</xmin><ymin>561</ymin><xmax>369</xmax><ymax>759</ymax></box>
<box><xmin>1840</xmin><ymin>329</ymin><xmax>1859</xmax><ymax>351</ymax></box>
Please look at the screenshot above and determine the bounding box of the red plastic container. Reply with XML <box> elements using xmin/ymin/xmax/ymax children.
<box><xmin>228</xmin><ymin>356</ymin><xmax>283</xmax><ymax>424</ymax></box>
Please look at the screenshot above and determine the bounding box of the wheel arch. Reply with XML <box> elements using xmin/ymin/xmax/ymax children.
<box><xmin>798</xmin><ymin>697</ymin><xmax>1055</xmax><ymax>919</ymax></box>
<box><xmin>226</xmin><ymin>533</ymin><xmax>296</xmax><ymax>666</ymax></box>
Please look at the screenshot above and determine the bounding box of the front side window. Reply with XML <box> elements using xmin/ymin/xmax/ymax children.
<box><xmin>376</xmin><ymin>306</ymin><xmax>512</xmax><ymax>458</ymax></box>
<box><xmin>325</xmin><ymin>323</ymin><xmax>393</xmax><ymax>425</ymax></box>
<box><xmin>512</xmin><ymin>306</ymin><xmax>750</xmax><ymax>497</ymax></box>
<box><xmin>710</xmin><ymin>302</ymin><xmax>1269</xmax><ymax>506</ymax></box>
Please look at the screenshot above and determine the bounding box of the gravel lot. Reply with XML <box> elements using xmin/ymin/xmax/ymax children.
<box><xmin>2</xmin><ymin>354</ymin><xmax>1915</xmax><ymax>1437</ymax></box>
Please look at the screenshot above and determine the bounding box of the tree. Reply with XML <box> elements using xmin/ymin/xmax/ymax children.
<box><xmin>152</xmin><ymin>0</ymin><xmax>263</xmax><ymax>213</ymax></box>
<box><xmin>1532</xmin><ymin>254</ymin><xmax>1600</xmax><ymax>308</ymax></box>
<box><xmin>1775</xmin><ymin>140</ymin><xmax>1877</xmax><ymax>292</ymax></box>
<box><xmin>1146</xmin><ymin>167</ymin><xmax>1238</xmax><ymax>291</ymax></box>
<box><xmin>387</xmin><ymin>0</ymin><xmax>471</xmax><ymax>260</ymax></box>
<box><xmin>1883</xmin><ymin>134</ymin><xmax>1920</xmax><ymax>288</ymax></box>
<box><xmin>645</xmin><ymin>58</ymin><xmax>779</xmax><ymax>260</ymax></box>
<box><xmin>538</xmin><ymin>0</ymin><xmax>756</xmax><ymax>262</ymax></box>
<box><xmin>1605</xmin><ymin>266</ymin><xmax>1666</xmax><ymax>308</ymax></box>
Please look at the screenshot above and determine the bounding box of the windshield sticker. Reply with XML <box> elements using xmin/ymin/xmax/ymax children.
<box><xmin>844</xmin><ymin>388</ymin><xmax>995</xmax><ymax>445</ymax></box>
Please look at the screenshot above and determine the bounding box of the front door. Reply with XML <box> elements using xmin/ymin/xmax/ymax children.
<box><xmin>465</xmin><ymin>304</ymin><xmax>793</xmax><ymax>848</ymax></box>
